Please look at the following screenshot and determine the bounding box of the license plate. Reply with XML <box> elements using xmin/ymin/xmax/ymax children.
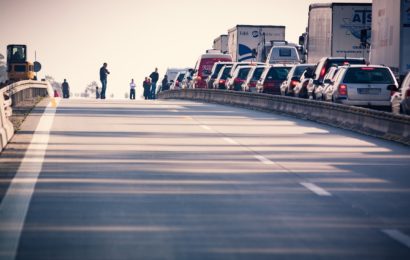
<box><xmin>357</xmin><ymin>88</ymin><xmax>381</xmax><ymax>95</ymax></box>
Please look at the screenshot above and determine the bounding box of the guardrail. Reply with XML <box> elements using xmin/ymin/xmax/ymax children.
<box><xmin>158</xmin><ymin>89</ymin><xmax>410</xmax><ymax>145</ymax></box>
<box><xmin>0</xmin><ymin>80</ymin><xmax>52</xmax><ymax>152</ymax></box>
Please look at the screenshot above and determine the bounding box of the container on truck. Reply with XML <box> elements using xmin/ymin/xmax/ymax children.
<box><xmin>370</xmin><ymin>0</ymin><xmax>410</xmax><ymax>81</ymax></box>
<box><xmin>213</xmin><ymin>35</ymin><xmax>228</xmax><ymax>54</ymax></box>
<box><xmin>305</xmin><ymin>3</ymin><xmax>372</xmax><ymax>64</ymax></box>
<box><xmin>228</xmin><ymin>25</ymin><xmax>285</xmax><ymax>62</ymax></box>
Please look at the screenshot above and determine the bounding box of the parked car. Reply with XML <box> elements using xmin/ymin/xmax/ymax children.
<box><xmin>293</xmin><ymin>67</ymin><xmax>316</xmax><ymax>98</ymax></box>
<box><xmin>213</xmin><ymin>65</ymin><xmax>233</xmax><ymax>89</ymax></box>
<box><xmin>256</xmin><ymin>65</ymin><xmax>292</xmax><ymax>94</ymax></box>
<box><xmin>243</xmin><ymin>65</ymin><xmax>268</xmax><ymax>92</ymax></box>
<box><xmin>207</xmin><ymin>61</ymin><xmax>234</xmax><ymax>89</ymax></box>
<box><xmin>280</xmin><ymin>64</ymin><xmax>315</xmax><ymax>96</ymax></box>
<box><xmin>192</xmin><ymin>52</ymin><xmax>232</xmax><ymax>88</ymax></box>
<box><xmin>226</xmin><ymin>66</ymin><xmax>253</xmax><ymax>91</ymax></box>
<box><xmin>306</xmin><ymin>57</ymin><xmax>366</xmax><ymax>99</ymax></box>
<box><xmin>320</xmin><ymin>66</ymin><xmax>341</xmax><ymax>101</ymax></box>
<box><xmin>329</xmin><ymin>65</ymin><xmax>398</xmax><ymax>109</ymax></box>
<box><xmin>391</xmin><ymin>71</ymin><xmax>410</xmax><ymax>114</ymax></box>
<box><xmin>170</xmin><ymin>72</ymin><xmax>186</xmax><ymax>90</ymax></box>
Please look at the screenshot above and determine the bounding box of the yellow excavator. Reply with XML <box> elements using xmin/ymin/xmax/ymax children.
<box><xmin>6</xmin><ymin>44</ymin><xmax>38</xmax><ymax>82</ymax></box>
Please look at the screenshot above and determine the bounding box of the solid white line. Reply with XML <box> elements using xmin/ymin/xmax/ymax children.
<box><xmin>254</xmin><ymin>155</ymin><xmax>274</xmax><ymax>165</ymax></box>
<box><xmin>222</xmin><ymin>137</ymin><xmax>239</xmax><ymax>145</ymax></box>
<box><xmin>200</xmin><ymin>125</ymin><xmax>212</xmax><ymax>131</ymax></box>
<box><xmin>0</xmin><ymin>100</ymin><xmax>58</xmax><ymax>260</ymax></box>
<box><xmin>300</xmin><ymin>182</ymin><xmax>332</xmax><ymax>196</ymax></box>
<box><xmin>382</xmin><ymin>229</ymin><xmax>410</xmax><ymax>248</ymax></box>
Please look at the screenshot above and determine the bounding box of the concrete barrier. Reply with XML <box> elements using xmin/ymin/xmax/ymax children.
<box><xmin>159</xmin><ymin>89</ymin><xmax>410</xmax><ymax>145</ymax></box>
<box><xmin>0</xmin><ymin>80</ymin><xmax>52</xmax><ymax>152</ymax></box>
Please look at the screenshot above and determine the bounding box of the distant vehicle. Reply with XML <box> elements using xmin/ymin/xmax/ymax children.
<box><xmin>227</xmin><ymin>25</ymin><xmax>285</xmax><ymax>62</ymax></box>
<box><xmin>181</xmin><ymin>70</ymin><xmax>194</xmax><ymax>89</ymax></box>
<box><xmin>256</xmin><ymin>40</ymin><xmax>304</xmax><ymax>63</ymax></box>
<box><xmin>319</xmin><ymin>66</ymin><xmax>341</xmax><ymax>101</ymax></box>
<box><xmin>192</xmin><ymin>52</ymin><xmax>232</xmax><ymax>88</ymax></box>
<box><xmin>280</xmin><ymin>64</ymin><xmax>315</xmax><ymax>96</ymax></box>
<box><xmin>226</xmin><ymin>65</ymin><xmax>253</xmax><ymax>91</ymax></box>
<box><xmin>306</xmin><ymin>57</ymin><xmax>366</xmax><ymax>99</ymax></box>
<box><xmin>6</xmin><ymin>44</ymin><xmax>37</xmax><ymax>82</ymax></box>
<box><xmin>391</xmin><ymin>71</ymin><xmax>410</xmax><ymax>115</ymax></box>
<box><xmin>266</xmin><ymin>45</ymin><xmax>300</xmax><ymax>65</ymax></box>
<box><xmin>165</xmin><ymin>68</ymin><xmax>190</xmax><ymax>83</ymax></box>
<box><xmin>207</xmin><ymin>61</ymin><xmax>234</xmax><ymax>89</ymax></box>
<box><xmin>243</xmin><ymin>65</ymin><xmax>268</xmax><ymax>92</ymax></box>
<box><xmin>256</xmin><ymin>65</ymin><xmax>292</xmax><ymax>94</ymax></box>
<box><xmin>329</xmin><ymin>65</ymin><xmax>398</xmax><ymax>109</ymax></box>
<box><xmin>304</xmin><ymin>3</ymin><xmax>372</xmax><ymax>64</ymax></box>
<box><xmin>294</xmin><ymin>67</ymin><xmax>316</xmax><ymax>98</ymax></box>
<box><xmin>213</xmin><ymin>65</ymin><xmax>233</xmax><ymax>90</ymax></box>
<box><xmin>213</xmin><ymin>35</ymin><xmax>229</xmax><ymax>54</ymax></box>
<box><xmin>170</xmin><ymin>72</ymin><xmax>186</xmax><ymax>90</ymax></box>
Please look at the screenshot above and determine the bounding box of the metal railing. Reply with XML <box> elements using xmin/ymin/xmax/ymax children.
<box><xmin>0</xmin><ymin>80</ymin><xmax>52</xmax><ymax>152</ymax></box>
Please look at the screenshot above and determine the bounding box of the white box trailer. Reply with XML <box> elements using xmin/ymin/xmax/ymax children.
<box><xmin>213</xmin><ymin>35</ymin><xmax>228</xmax><ymax>54</ymax></box>
<box><xmin>370</xmin><ymin>0</ymin><xmax>410</xmax><ymax>80</ymax></box>
<box><xmin>228</xmin><ymin>25</ymin><xmax>285</xmax><ymax>62</ymax></box>
<box><xmin>306</xmin><ymin>3</ymin><xmax>372</xmax><ymax>64</ymax></box>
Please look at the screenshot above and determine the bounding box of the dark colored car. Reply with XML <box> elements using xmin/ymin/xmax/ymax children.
<box><xmin>280</xmin><ymin>64</ymin><xmax>315</xmax><ymax>96</ymax></box>
<box><xmin>256</xmin><ymin>65</ymin><xmax>292</xmax><ymax>94</ymax></box>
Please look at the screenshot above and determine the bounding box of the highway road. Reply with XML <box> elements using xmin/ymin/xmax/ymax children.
<box><xmin>0</xmin><ymin>98</ymin><xmax>410</xmax><ymax>260</ymax></box>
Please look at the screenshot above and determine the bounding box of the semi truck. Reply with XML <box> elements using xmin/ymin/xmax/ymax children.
<box><xmin>227</xmin><ymin>25</ymin><xmax>285</xmax><ymax>62</ymax></box>
<box><xmin>212</xmin><ymin>35</ymin><xmax>228</xmax><ymax>54</ymax></box>
<box><xmin>370</xmin><ymin>0</ymin><xmax>410</xmax><ymax>80</ymax></box>
<box><xmin>304</xmin><ymin>3</ymin><xmax>372</xmax><ymax>64</ymax></box>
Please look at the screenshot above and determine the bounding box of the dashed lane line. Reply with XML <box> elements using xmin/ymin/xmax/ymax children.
<box><xmin>300</xmin><ymin>182</ymin><xmax>332</xmax><ymax>196</ymax></box>
<box><xmin>200</xmin><ymin>125</ymin><xmax>212</xmax><ymax>131</ymax></box>
<box><xmin>0</xmin><ymin>99</ymin><xmax>59</xmax><ymax>260</ymax></box>
<box><xmin>254</xmin><ymin>155</ymin><xmax>275</xmax><ymax>165</ymax></box>
<box><xmin>382</xmin><ymin>229</ymin><xmax>410</xmax><ymax>248</ymax></box>
<box><xmin>222</xmin><ymin>137</ymin><xmax>239</xmax><ymax>145</ymax></box>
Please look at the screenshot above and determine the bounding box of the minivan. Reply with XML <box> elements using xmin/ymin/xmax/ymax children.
<box><xmin>192</xmin><ymin>53</ymin><xmax>232</xmax><ymax>88</ymax></box>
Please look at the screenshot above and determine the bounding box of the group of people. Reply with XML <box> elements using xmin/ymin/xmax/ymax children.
<box><xmin>141</xmin><ymin>68</ymin><xmax>160</xmax><ymax>100</ymax></box>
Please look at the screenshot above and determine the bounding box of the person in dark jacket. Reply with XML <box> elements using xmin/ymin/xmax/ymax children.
<box><xmin>62</xmin><ymin>79</ymin><xmax>70</xmax><ymax>98</ymax></box>
<box><xmin>143</xmin><ymin>77</ymin><xmax>151</xmax><ymax>100</ymax></box>
<box><xmin>161</xmin><ymin>75</ymin><xmax>169</xmax><ymax>91</ymax></box>
<box><xmin>99</xmin><ymin>62</ymin><xmax>110</xmax><ymax>99</ymax></box>
<box><xmin>149</xmin><ymin>68</ymin><xmax>159</xmax><ymax>99</ymax></box>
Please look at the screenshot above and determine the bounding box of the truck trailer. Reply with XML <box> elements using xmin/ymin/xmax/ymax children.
<box><xmin>305</xmin><ymin>3</ymin><xmax>372</xmax><ymax>64</ymax></box>
<box><xmin>370</xmin><ymin>0</ymin><xmax>410</xmax><ymax>80</ymax></box>
<box><xmin>227</xmin><ymin>25</ymin><xmax>285</xmax><ymax>62</ymax></box>
<box><xmin>213</xmin><ymin>35</ymin><xmax>228</xmax><ymax>54</ymax></box>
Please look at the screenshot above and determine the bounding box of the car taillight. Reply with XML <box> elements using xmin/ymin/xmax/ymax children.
<box><xmin>219</xmin><ymin>79</ymin><xmax>226</xmax><ymax>84</ymax></box>
<box><xmin>361</xmin><ymin>67</ymin><xmax>375</xmax><ymax>70</ymax></box>
<box><xmin>290</xmin><ymin>80</ymin><xmax>298</xmax><ymax>88</ymax></box>
<box><xmin>249</xmin><ymin>82</ymin><xmax>256</xmax><ymax>88</ymax></box>
<box><xmin>197</xmin><ymin>76</ymin><xmax>202</xmax><ymax>81</ymax></box>
<box><xmin>176</xmin><ymin>80</ymin><xmax>179</xmax><ymax>86</ymax></box>
<box><xmin>234</xmin><ymin>78</ymin><xmax>244</xmax><ymax>84</ymax></box>
<box><xmin>320</xmin><ymin>67</ymin><xmax>326</xmax><ymax>78</ymax></box>
<box><xmin>338</xmin><ymin>84</ymin><xmax>348</xmax><ymax>95</ymax></box>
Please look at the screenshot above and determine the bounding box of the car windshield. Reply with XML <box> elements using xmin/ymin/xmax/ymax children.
<box><xmin>221</xmin><ymin>67</ymin><xmax>232</xmax><ymax>79</ymax></box>
<box><xmin>212</xmin><ymin>64</ymin><xmax>225</xmax><ymax>78</ymax></box>
<box><xmin>238</xmin><ymin>68</ymin><xmax>251</xmax><ymax>79</ymax></box>
<box><xmin>252</xmin><ymin>67</ymin><xmax>265</xmax><ymax>80</ymax></box>
<box><xmin>177</xmin><ymin>73</ymin><xmax>185</xmax><ymax>81</ymax></box>
<box><xmin>294</xmin><ymin>66</ymin><xmax>311</xmax><ymax>78</ymax></box>
<box><xmin>266</xmin><ymin>67</ymin><xmax>291</xmax><ymax>80</ymax></box>
<box><xmin>344</xmin><ymin>68</ymin><xmax>395</xmax><ymax>84</ymax></box>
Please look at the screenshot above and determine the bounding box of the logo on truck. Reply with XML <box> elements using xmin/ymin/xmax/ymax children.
<box><xmin>341</xmin><ymin>9</ymin><xmax>372</xmax><ymax>41</ymax></box>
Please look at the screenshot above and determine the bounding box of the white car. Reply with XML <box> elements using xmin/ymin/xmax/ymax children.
<box><xmin>391</xmin><ymin>71</ymin><xmax>410</xmax><ymax>115</ymax></box>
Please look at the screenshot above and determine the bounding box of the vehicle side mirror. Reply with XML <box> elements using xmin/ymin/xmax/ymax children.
<box><xmin>387</xmin><ymin>84</ymin><xmax>399</xmax><ymax>92</ymax></box>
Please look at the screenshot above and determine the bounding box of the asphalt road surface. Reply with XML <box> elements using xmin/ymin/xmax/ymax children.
<box><xmin>0</xmin><ymin>98</ymin><xmax>410</xmax><ymax>260</ymax></box>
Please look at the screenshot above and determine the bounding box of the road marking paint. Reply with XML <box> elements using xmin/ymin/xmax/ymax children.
<box><xmin>222</xmin><ymin>137</ymin><xmax>239</xmax><ymax>145</ymax></box>
<box><xmin>254</xmin><ymin>155</ymin><xmax>274</xmax><ymax>165</ymax></box>
<box><xmin>200</xmin><ymin>125</ymin><xmax>212</xmax><ymax>131</ymax></box>
<box><xmin>300</xmin><ymin>182</ymin><xmax>332</xmax><ymax>196</ymax></box>
<box><xmin>169</xmin><ymin>109</ymin><xmax>179</xmax><ymax>113</ymax></box>
<box><xmin>0</xmin><ymin>99</ymin><xmax>58</xmax><ymax>260</ymax></box>
<box><xmin>382</xmin><ymin>229</ymin><xmax>410</xmax><ymax>248</ymax></box>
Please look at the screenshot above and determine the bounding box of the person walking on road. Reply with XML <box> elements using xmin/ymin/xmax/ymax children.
<box><xmin>99</xmin><ymin>62</ymin><xmax>110</xmax><ymax>99</ymax></box>
<box><xmin>149</xmin><ymin>68</ymin><xmax>159</xmax><ymax>99</ymax></box>
<box><xmin>161</xmin><ymin>75</ymin><xmax>169</xmax><ymax>91</ymax></box>
<box><xmin>62</xmin><ymin>79</ymin><xmax>70</xmax><ymax>99</ymax></box>
<box><xmin>129</xmin><ymin>79</ymin><xmax>136</xmax><ymax>100</ymax></box>
<box><xmin>143</xmin><ymin>77</ymin><xmax>151</xmax><ymax>100</ymax></box>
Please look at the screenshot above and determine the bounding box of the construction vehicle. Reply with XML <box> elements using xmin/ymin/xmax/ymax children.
<box><xmin>6</xmin><ymin>44</ymin><xmax>37</xmax><ymax>82</ymax></box>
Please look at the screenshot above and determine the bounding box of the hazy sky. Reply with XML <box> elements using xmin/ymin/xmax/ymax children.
<box><xmin>0</xmin><ymin>0</ymin><xmax>370</xmax><ymax>98</ymax></box>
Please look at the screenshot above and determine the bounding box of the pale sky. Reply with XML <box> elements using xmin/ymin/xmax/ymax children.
<box><xmin>0</xmin><ymin>0</ymin><xmax>371</xmax><ymax>98</ymax></box>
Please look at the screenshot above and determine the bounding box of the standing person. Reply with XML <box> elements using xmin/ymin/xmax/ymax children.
<box><xmin>143</xmin><ymin>77</ymin><xmax>151</xmax><ymax>100</ymax></box>
<box><xmin>62</xmin><ymin>79</ymin><xmax>70</xmax><ymax>99</ymax></box>
<box><xmin>129</xmin><ymin>79</ymin><xmax>136</xmax><ymax>100</ymax></box>
<box><xmin>99</xmin><ymin>62</ymin><xmax>110</xmax><ymax>99</ymax></box>
<box><xmin>149</xmin><ymin>68</ymin><xmax>159</xmax><ymax>99</ymax></box>
<box><xmin>161</xmin><ymin>75</ymin><xmax>169</xmax><ymax>91</ymax></box>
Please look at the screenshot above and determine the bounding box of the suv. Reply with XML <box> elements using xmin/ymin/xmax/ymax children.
<box><xmin>226</xmin><ymin>66</ymin><xmax>253</xmax><ymax>91</ymax></box>
<box><xmin>256</xmin><ymin>65</ymin><xmax>292</xmax><ymax>94</ymax></box>
<box><xmin>306</xmin><ymin>57</ymin><xmax>366</xmax><ymax>99</ymax></box>
<box><xmin>207</xmin><ymin>62</ymin><xmax>234</xmax><ymax>89</ymax></box>
<box><xmin>330</xmin><ymin>65</ymin><xmax>398</xmax><ymax>109</ymax></box>
<box><xmin>213</xmin><ymin>65</ymin><xmax>233</xmax><ymax>90</ymax></box>
<box><xmin>280</xmin><ymin>64</ymin><xmax>315</xmax><ymax>96</ymax></box>
<box><xmin>243</xmin><ymin>65</ymin><xmax>268</xmax><ymax>92</ymax></box>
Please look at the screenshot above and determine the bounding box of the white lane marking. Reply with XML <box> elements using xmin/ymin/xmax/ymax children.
<box><xmin>222</xmin><ymin>137</ymin><xmax>239</xmax><ymax>145</ymax></box>
<box><xmin>300</xmin><ymin>182</ymin><xmax>332</xmax><ymax>196</ymax></box>
<box><xmin>200</xmin><ymin>125</ymin><xmax>212</xmax><ymax>131</ymax></box>
<box><xmin>254</xmin><ymin>155</ymin><xmax>274</xmax><ymax>165</ymax></box>
<box><xmin>382</xmin><ymin>229</ymin><xmax>410</xmax><ymax>248</ymax></box>
<box><xmin>169</xmin><ymin>109</ymin><xmax>179</xmax><ymax>113</ymax></box>
<box><xmin>0</xmin><ymin>100</ymin><xmax>58</xmax><ymax>260</ymax></box>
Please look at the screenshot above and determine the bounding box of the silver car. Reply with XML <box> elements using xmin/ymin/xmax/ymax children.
<box><xmin>391</xmin><ymin>71</ymin><xmax>410</xmax><ymax>114</ymax></box>
<box><xmin>330</xmin><ymin>65</ymin><xmax>398</xmax><ymax>108</ymax></box>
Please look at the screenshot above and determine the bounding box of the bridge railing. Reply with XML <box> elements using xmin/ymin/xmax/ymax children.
<box><xmin>159</xmin><ymin>89</ymin><xmax>410</xmax><ymax>145</ymax></box>
<box><xmin>0</xmin><ymin>80</ymin><xmax>52</xmax><ymax>152</ymax></box>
